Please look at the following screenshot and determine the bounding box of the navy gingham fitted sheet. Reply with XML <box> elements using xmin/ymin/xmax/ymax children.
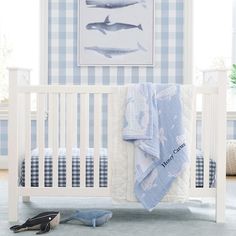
<box><xmin>20</xmin><ymin>148</ymin><xmax>108</xmax><ymax>187</ymax></box>
<box><xmin>20</xmin><ymin>148</ymin><xmax>216</xmax><ymax>188</ymax></box>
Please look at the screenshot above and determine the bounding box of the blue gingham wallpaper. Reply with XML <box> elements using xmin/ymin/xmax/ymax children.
<box><xmin>48</xmin><ymin>0</ymin><xmax>185</xmax><ymax>85</ymax></box>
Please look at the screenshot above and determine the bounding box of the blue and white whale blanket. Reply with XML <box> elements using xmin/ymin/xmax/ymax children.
<box><xmin>123</xmin><ymin>83</ymin><xmax>189</xmax><ymax>210</ymax></box>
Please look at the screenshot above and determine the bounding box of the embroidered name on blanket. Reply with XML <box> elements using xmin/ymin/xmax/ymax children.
<box><xmin>161</xmin><ymin>143</ymin><xmax>186</xmax><ymax>168</ymax></box>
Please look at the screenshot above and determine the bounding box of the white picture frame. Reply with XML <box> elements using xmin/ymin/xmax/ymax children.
<box><xmin>77</xmin><ymin>0</ymin><xmax>155</xmax><ymax>66</ymax></box>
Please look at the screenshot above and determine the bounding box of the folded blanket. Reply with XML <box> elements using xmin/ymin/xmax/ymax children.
<box><xmin>123</xmin><ymin>83</ymin><xmax>189</xmax><ymax>210</ymax></box>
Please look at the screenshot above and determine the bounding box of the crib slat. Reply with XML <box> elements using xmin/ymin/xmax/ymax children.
<box><xmin>190</xmin><ymin>89</ymin><xmax>197</xmax><ymax>189</ymax></box>
<box><xmin>66</xmin><ymin>94</ymin><xmax>74</xmax><ymax>187</ymax></box>
<box><xmin>94</xmin><ymin>94</ymin><xmax>102</xmax><ymax>188</ymax></box>
<box><xmin>24</xmin><ymin>93</ymin><xmax>31</xmax><ymax>187</ymax></box>
<box><xmin>37</xmin><ymin>94</ymin><xmax>45</xmax><ymax>187</ymax></box>
<box><xmin>68</xmin><ymin>93</ymin><xmax>77</xmax><ymax>187</ymax></box>
<box><xmin>210</xmin><ymin>95</ymin><xmax>217</xmax><ymax>161</ymax></box>
<box><xmin>202</xmin><ymin>94</ymin><xmax>210</xmax><ymax>188</ymax></box>
<box><xmin>71</xmin><ymin>94</ymin><xmax>77</xmax><ymax>147</ymax></box>
<box><xmin>48</xmin><ymin>94</ymin><xmax>53</xmax><ymax>148</ymax></box>
<box><xmin>50</xmin><ymin>94</ymin><xmax>59</xmax><ymax>187</ymax></box>
<box><xmin>60</xmin><ymin>93</ymin><xmax>66</xmax><ymax>147</ymax></box>
<box><xmin>80</xmin><ymin>94</ymin><xmax>89</xmax><ymax>188</ymax></box>
<box><xmin>107</xmin><ymin>93</ymin><xmax>114</xmax><ymax>189</ymax></box>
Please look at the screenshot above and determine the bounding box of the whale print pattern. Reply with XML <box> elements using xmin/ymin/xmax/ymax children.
<box><xmin>86</xmin><ymin>16</ymin><xmax>143</xmax><ymax>35</ymax></box>
<box><xmin>85</xmin><ymin>43</ymin><xmax>146</xmax><ymax>59</ymax></box>
<box><xmin>86</xmin><ymin>0</ymin><xmax>146</xmax><ymax>9</ymax></box>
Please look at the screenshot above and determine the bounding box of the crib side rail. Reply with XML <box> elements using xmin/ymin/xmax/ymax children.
<box><xmin>32</xmin><ymin>89</ymin><xmax>114</xmax><ymax>194</ymax></box>
<box><xmin>17</xmin><ymin>85</ymin><xmax>115</xmax><ymax>94</ymax></box>
<box><xmin>8</xmin><ymin>71</ymin><xmax>117</xmax><ymax>199</ymax></box>
<box><xmin>189</xmin><ymin>70</ymin><xmax>227</xmax><ymax>223</ymax></box>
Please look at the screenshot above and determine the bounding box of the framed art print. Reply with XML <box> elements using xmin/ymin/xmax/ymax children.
<box><xmin>78</xmin><ymin>0</ymin><xmax>155</xmax><ymax>66</ymax></box>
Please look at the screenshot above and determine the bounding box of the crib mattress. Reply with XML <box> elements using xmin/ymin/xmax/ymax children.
<box><xmin>20</xmin><ymin>148</ymin><xmax>216</xmax><ymax>188</ymax></box>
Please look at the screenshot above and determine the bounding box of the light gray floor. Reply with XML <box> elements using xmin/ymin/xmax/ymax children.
<box><xmin>1</xmin><ymin>177</ymin><xmax>236</xmax><ymax>236</ymax></box>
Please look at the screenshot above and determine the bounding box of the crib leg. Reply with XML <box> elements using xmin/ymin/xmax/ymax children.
<box><xmin>215</xmin><ymin>164</ymin><xmax>226</xmax><ymax>223</ymax></box>
<box><xmin>216</xmin><ymin>189</ymin><xmax>225</xmax><ymax>223</ymax></box>
<box><xmin>8</xmin><ymin>165</ymin><xmax>19</xmax><ymax>222</ymax></box>
<box><xmin>216</xmin><ymin>200</ymin><xmax>225</xmax><ymax>223</ymax></box>
<box><xmin>8</xmin><ymin>190</ymin><xmax>18</xmax><ymax>222</ymax></box>
<box><xmin>22</xmin><ymin>196</ymin><xmax>30</xmax><ymax>203</ymax></box>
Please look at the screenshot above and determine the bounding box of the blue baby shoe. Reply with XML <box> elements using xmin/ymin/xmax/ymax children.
<box><xmin>60</xmin><ymin>210</ymin><xmax>112</xmax><ymax>228</ymax></box>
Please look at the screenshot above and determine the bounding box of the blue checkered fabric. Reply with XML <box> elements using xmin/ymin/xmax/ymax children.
<box><xmin>196</xmin><ymin>156</ymin><xmax>216</xmax><ymax>188</ymax></box>
<box><xmin>48</xmin><ymin>0</ymin><xmax>184</xmax><ymax>85</ymax></box>
<box><xmin>20</xmin><ymin>148</ymin><xmax>107</xmax><ymax>187</ymax></box>
<box><xmin>20</xmin><ymin>148</ymin><xmax>216</xmax><ymax>188</ymax></box>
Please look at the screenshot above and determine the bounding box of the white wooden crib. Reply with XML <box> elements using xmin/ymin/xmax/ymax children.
<box><xmin>8</xmin><ymin>68</ymin><xmax>226</xmax><ymax>223</ymax></box>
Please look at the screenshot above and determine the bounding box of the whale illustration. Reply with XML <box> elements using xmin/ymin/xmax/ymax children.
<box><xmin>86</xmin><ymin>0</ymin><xmax>146</xmax><ymax>9</ymax></box>
<box><xmin>10</xmin><ymin>212</ymin><xmax>60</xmax><ymax>234</ymax></box>
<box><xmin>86</xmin><ymin>16</ymin><xmax>143</xmax><ymax>35</ymax></box>
<box><xmin>85</xmin><ymin>43</ymin><xmax>147</xmax><ymax>58</ymax></box>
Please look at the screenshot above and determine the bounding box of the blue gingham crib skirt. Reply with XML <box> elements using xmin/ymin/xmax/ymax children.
<box><xmin>20</xmin><ymin>148</ymin><xmax>216</xmax><ymax>188</ymax></box>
